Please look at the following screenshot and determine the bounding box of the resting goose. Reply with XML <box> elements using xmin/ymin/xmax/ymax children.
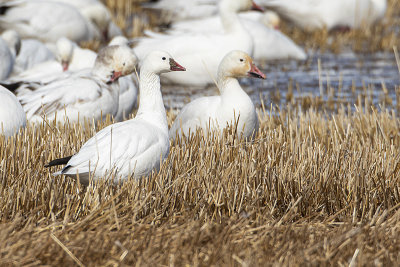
<box><xmin>169</xmin><ymin>10</ymin><xmax>306</xmax><ymax>61</ymax></box>
<box><xmin>13</xmin><ymin>39</ymin><xmax>55</xmax><ymax>74</ymax></box>
<box><xmin>142</xmin><ymin>0</ymin><xmax>218</xmax><ymax>23</ymax></box>
<box><xmin>8</xmin><ymin>38</ymin><xmax>97</xmax><ymax>86</ymax></box>
<box><xmin>134</xmin><ymin>0</ymin><xmax>263</xmax><ymax>87</ymax></box>
<box><xmin>0</xmin><ymin>85</ymin><xmax>26</xmax><ymax>137</ymax></box>
<box><xmin>169</xmin><ymin>50</ymin><xmax>265</xmax><ymax>140</ymax></box>
<box><xmin>258</xmin><ymin>0</ymin><xmax>387</xmax><ymax>30</ymax></box>
<box><xmin>109</xmin><ymin>36</ymin><xmax>139</xmax><ymax>122</ymax></box>
<box><xmin>46</xmin><ymin>51</ymin><xmax>186</xmax><ymax>185</ymax></box>
<box><xmin>17</xmin><ymin>45</ymin><xmax>137</xmax><ymax>124</ymax></box>
<box><xmin>0</xmin><ymin>1</ymin><xmax>96</xmax><ymax>42</ymax></box>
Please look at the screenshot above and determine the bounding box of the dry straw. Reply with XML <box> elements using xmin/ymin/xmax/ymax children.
<box><xmin>1</xmin><ymin>0</ymin><xmax>400</xmax><ymax>266</ymax></box>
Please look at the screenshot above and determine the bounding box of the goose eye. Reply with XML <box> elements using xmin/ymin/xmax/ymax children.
<box><xmin>240</xmin><ymin>59</ymin><xmax>244</xmax><ymax>62</ymax></box>
<box><xmin>162</xmin><ymin>57</ymin><xmax>166</xmax><ymax>60</ymax></box>
<box><xmin>123</xmin><ymin>62</ymin><xmax>126</xmax><ymax>66</ymax></box>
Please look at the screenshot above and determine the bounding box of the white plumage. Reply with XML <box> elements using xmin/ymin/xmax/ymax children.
<box><xmin>0</xmin><ymin>1</ymin><xmax>97</xmax><ymax>42</ymax></box>
<box><xmin>134</xmin><ymin>0</ymin><xmax>262</xmax><ymax>87</ymax></box>
<box><xmin>257</xmin><ymin>0</ymin><xmax>387</xmax><ymax>30</ymax></box>
<box><xmin>17</xmin><ymin>45</ymin><xmax>137</xmax><ymax>124</ymax></box>
<box><xmin>169</xmin><ymin>11</ymin><xmax>306</xmax><ymax>61</ymax></box>
<box><xmin>169</xmin><ymin>50</ymin><xmax>265</xmax><ymax>140</ymax></box>
<box><xmin>51</xmin><ymin>51</ymin><xmax>186</xmax><ymax>185</ymax></box>
<box><xmin>0</xmin><ymin>85</ymin><xmax>26</xmax><ymax>137</ymax></box>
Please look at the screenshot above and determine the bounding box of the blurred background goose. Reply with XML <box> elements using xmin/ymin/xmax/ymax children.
<box><xmin>257</xmin><ymin>0</ymin><xmax>387</xmax><ymax>30</ymax></box>
<box><xmin>16</xmin><ymin>45</ymin><xmax>137</xmax><ymax>124</ymax></box>
<box><xmin>134</xmin><ymin>0</ymin><xmax>264</xmax><ymax>87</ymax></box>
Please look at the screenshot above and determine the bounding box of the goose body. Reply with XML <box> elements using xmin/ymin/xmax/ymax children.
<box><xmin>0</xmin><ymin>35</ymin><xmax>15</xmax><ymax>80</ymax></box>
<box><xmin>0</xmin><ymin>1</ymin><xmax>95</xmax><ymax>42</ymax></box>
<box><xmin>8</xmin><ymin>38</ymin><xmax>97</xmax><ymax>85</ymax></box>
<box><xmin>48</xmin><ymin>51</ymin><xmax>186</xmax><ymax>185</ymax></box>
<box><xmin>17</xmin><ymin>45</ymin><xmax>137</xmax><ymax>124</ymax></box>
<box><xmin>258</xmin><ymin>0</ymin><xmax>387</xmax><ymax>30</ymax></box>
<box><xmin>142</xmin><ymin>0</ymin><xmax>218</xmax><ymax>22</ymax></box>
<box><xmin>134</xmin><ymin>0</ymin><xmax>262</xmax><ymax>87</ymax></box>
<box><xmin>0</xmin><ymin>85</ymin><xmax>26</xmax><ymax>137</ymax></box>
<box><xmin>13</xmin><ymin>39</ymin><xmax>55</xmax><ymax>74</ymax></box>
<box><xmin>169</xmin><ymin>12</ymin><xmax>306</xmax><ymax>61</ymax></box>
<box><xmin>170</xmin><ymin>50</ymin><xmax>265</xmax><ymax>140</ymax></box>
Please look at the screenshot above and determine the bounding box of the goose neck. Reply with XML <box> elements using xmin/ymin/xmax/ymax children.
<box><xmin>217</xmin><ymin>76</ymin><xmax>244</xmax><ymax>96</ymax></box>
<box><xmin>136</xmin><ymin>69</ymin><xmax>167</xmax><ymax>129</ymax></box>
<box><xmin>219</xmin><ymin>3</ymin><xmax>243</xmax><ymax>33</ymax></box>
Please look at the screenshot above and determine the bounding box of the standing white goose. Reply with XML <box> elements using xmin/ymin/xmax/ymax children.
<box><xmin>0</xmin><ymin>1</ymin><xmax>96</xmax><ymax>43</ymax></box>
<box><xmin>134</xmin><ymin>0</ymin><xmax>263</xmax><ymax>87</ymax></box>
<box><xmin>169</xmin><ymin>10</ymin><xmax>306</xmax><ymax>61</ymax></box>
<box><xmin>257</xmin><ymin>0</ymin><xmax>387</xmax><ymax>30</ymax></box>
<box><xmin>46</xmin><ymin>51</ymin><xmax>186</xmax><ymax>185</ymax></box>
<box><xmin>169</xmin><ymin>50</ymin><xmax>265</xmax><ymax>140</ymax></box>
<box><xmin>17</xmin><ymin>45</ymin><xmax>137</xmax><ymax>124</ymax></box>
<box><xmin>0</xmin><ymin>85</ymin><xmax>26</xmax><ymax>137</ymax></box>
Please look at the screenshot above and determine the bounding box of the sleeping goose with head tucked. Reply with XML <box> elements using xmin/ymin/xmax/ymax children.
<box><xmin>169</xmin><ymin>50</ymin><xmax>265</xmax><ymax>140</ymax></box>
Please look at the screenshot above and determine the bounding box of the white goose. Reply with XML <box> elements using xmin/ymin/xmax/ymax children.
<box><xmin>134</xmin><ymin>0</ymin><xmax>263</xmax><ymax>87</ymax></box>
<box><xmin>46</xmin><ymin>51</ymin><xmax>186</xmax><ymax>185</ymax></box>
<box><xmin>109</xmin><ymin>36</ymin><xmax>139</xmax><ymax>122</ymax></box>
<box><xmin>169</xmin><ymin>50</ymin><xmax>265</xmax><ymax>140</ymax></box>
<box><xmin>0</xmin><ymin>85</ymin><xmax>26</xmax><ymax>137</ymax></box>
<box><xmin>0</xmin><ymin>30</ymin><xmax>19</xmax><ymax>80</ymax></box>
<box><xmin>13</xmin><ymin>39</ymin><xmax>55</xmax><ymax>74</ymax></box>
<box><xmin>17</xmin><ymin>45</ymin><xmax>137</xmax><ymax>124</ymax></box>
<box><xmin>0</xmin><ymin>1</ymin><xmax>96</xmax><ymax>42</ymax></box>
<box><xmin>258</xmin><ymin>0</ymin><xmax>387</xmax><ymax>30</ymax></box>
<box><xmin>8</xmin><ymin>38</ymin><xmax>97</xmax><ymax>85</ymax></box>
<box><xmin>169</xmin><ymin>11</ymin><xmax>306</xmax><ymax>61</ymax></box>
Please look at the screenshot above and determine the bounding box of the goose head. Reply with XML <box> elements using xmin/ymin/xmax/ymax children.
<box><xmin>141</xmin><ymin>51</ymin><xmax>186</xmax><ymax>75</ymax></box>
<box><xmin>218</xmin><ymin>50</ymin><xmax>266</xmax><ymax>80</ymax></box>
<box><xmin>56</xmin><ymin>37</ymin><xmax>74</xmax><ymax>71</ymax></box>
<box><xmin>93</xmin><ymin>45</ymin><xmax>138</xmax><ymax>84</ymax></box>
<box><xmin>262</xmin><ymin>10</ymin><xmax>281</xmax><ymax>30</ymax></box>
<box><xmin>220</xmin><ymin>0</ymin><xmax>264</xmax><ymax>13</ymax></box>
<box><xmin>1</xmin><ymin>30</ymin><xmax>20</xmax><ymax>57</ymax></box>
<box><xmin>81</xmin><ymin>4</ymin><xmax>112</xmax><ymax>41</ymax></box>
<box><xmin>108</xmin><ymin>35</ymin><xmax>129</xmax><ymax>46</ymax></box>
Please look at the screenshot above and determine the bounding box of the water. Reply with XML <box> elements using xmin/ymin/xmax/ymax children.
<box><xmin>163</xmin><ymin>50</ymin><xmax>400</xmax><ymax>111</ymax></box>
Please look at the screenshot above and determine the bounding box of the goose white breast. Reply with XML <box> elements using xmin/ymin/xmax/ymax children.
<box><xmin>47</xmin><ymin>51</ymin><xmax>186</xmax><ymax>185</ymax></box>
<box><xmin>169</xmin><ymin>50</ymin><xmax>265</xmax><ymax>140</ymax></box>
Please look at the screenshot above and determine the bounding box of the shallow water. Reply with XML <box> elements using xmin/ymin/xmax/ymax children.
<box><xmin>163</xmin><ymin>50</ymin><xmax>400</xmax><ymax>111</ymax></box>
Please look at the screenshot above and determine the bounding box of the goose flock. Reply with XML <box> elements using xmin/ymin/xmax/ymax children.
<box><xmin>0</xmin><ymin>0</ymin><xmax>387</xmax><ymax>184</ymax></box>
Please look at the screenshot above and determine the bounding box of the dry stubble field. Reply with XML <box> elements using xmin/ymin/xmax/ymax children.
<box><xmin>1</xmin><ymin>0</ymin><xmax>400</xmax><ymax>266</ymax></box>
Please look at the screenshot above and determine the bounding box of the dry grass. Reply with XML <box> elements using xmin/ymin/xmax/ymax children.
<box><xmin>1</xmin><ymin>0</ymin><xmax>400</xmax><ymax>266</ymax></box>
<box><xmin>1</xmin><ymin>98</ymin><xmax>400</xmax><ymax>266</ymax></box>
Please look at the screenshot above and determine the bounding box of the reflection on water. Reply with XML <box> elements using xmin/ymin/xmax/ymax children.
<box><xmin>163</xmin><ymin>50</ymin><xmax>400</xmax><ymax>111</ymax></box>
